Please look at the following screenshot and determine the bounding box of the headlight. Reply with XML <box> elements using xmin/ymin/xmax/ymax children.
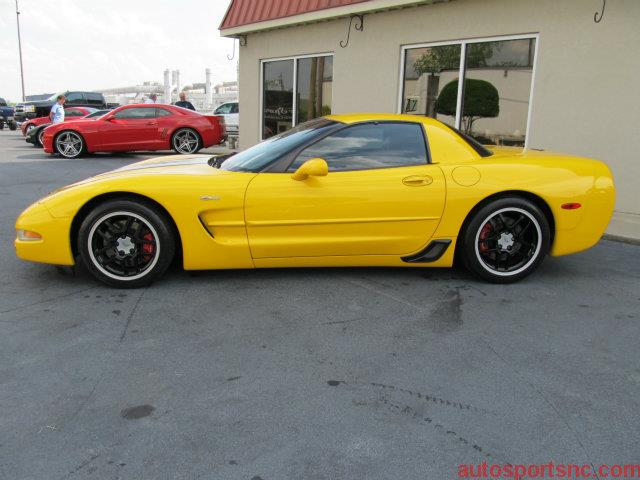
<box><xmin>24</xmin><ymin>105</ymin><xmax>35</xmax><ymax>113</ymax></box>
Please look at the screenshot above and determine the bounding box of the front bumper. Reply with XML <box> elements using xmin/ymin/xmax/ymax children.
<box><xmin>15</xmin><ymin>202</ymin><xmax>75</xmax><ymax>266</ymax></box>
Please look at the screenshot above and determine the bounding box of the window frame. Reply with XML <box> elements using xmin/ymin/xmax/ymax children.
<box><xmin>259</xmin><ymin>52</ymin><xmax>334</xmax><ymax>141</ymax></box>
<box><xmin>397</xmin><ymin>33</ymin><xmax>539</xmax><ymax>149</ymax></box>
<box><xmin>280</xmin><ymin>120</ymin><xmax>432</xmax><ymax>173</ymax></box>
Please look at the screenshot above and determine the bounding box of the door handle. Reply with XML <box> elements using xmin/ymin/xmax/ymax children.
<box><xmin>146</xmin><ymin>121</ymin><xmax>156</xmax><ymax>125</ymax></box>
<box><xmin>402</xmin><ymin>175</ymin><xmax>433</xmax><ymax>186</ymax></box>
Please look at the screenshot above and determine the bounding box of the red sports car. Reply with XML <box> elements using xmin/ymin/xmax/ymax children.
<box><xmin>20</xmin><ymin>106</ymin><xmax>97</xmax><ymax>135</ymax></box>
<box><xmin>42</xmin><ymin>104</ymin><xmax>226</xmax><ymax>159</ymax></box>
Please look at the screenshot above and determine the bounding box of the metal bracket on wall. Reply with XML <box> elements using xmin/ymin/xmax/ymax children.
<box><xmin>340</xmin><ymin>14</ymin><xmax>364</xmax><ymax>48</ymax></box>
<box><xmin>238</xmin><ymin>35</ymin><xmax>247</xmax><ymax>47</ymax></box>
<box><xmin>594</xmin><ymin>0</ymin><xmax>606</xmax><ymax>23</ymax></box>
<box><xmin>226</xmin><ymin>39</ymin><xmax>236</xmax><ymax>61</ymax></box>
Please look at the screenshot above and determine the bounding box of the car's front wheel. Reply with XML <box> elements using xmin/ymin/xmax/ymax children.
<box><xmin>460</xmin><ymin>197</ymin><xmax>551</xmax><ymax>283</ymax></box>
<box><xmin>55</xmin><ymin>131</ymin><xmax>85</xmax><ymax>159</ymax></box>
<box><xmin>78</xmin><ymin>200</ymin><xmax>176</xmax><ymax>288</ymax></box>
<box><xmin>172</xmin><ymin>128</ymin><xmax>201</xmax><ymax>154</ymax></box>
<box><xmin>25</xmin><ymin>123</ymin><xmax>35</xmax><ymax>134</ymax></box>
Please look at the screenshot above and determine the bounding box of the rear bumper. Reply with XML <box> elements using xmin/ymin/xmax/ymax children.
<box><xmin>550</xmin><ymin>162</ymin><xmax>615</xmax><ymax>256</ymax></box>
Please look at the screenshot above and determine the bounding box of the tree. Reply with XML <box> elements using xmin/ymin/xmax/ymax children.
<box><xmin>435</xmin><ymin>79</ymin><xmax>499</xmax><ymax>134</ymax></box>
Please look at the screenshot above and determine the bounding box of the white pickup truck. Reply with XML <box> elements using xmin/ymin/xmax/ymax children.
<box><xmin>213</xmin><ymin>102</ymin><xmax>238</xmax><ymax>135</ymax></box>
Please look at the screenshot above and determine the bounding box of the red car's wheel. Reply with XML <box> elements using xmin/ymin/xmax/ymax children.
<box><xmin>171</xmin><ymin>128</ymin><xmax>201</xmax><ymax>154</ymax></box>
<box><xmin>36</xmin><ymin>129</ymin><xmax>46</xmax><ymax>148</ymax></box>
<box><xmin>55</xmin><ymin>131</ymin><xmax>85</xmax><ymax>159</ymax></box>
<box><xmin>25</xmin><ymin>123</ymin><xmax>36</xmax><ymax>134</ymax></box>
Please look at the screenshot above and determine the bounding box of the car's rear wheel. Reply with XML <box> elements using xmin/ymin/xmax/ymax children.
<box><xmin>78</xmin><ymin>200</ymin><xmax>176</xmax><ymax>288</ymax></box>
<box><xmin>36</xmin><ymin>129</ymin><xmax>45</xmax><ymax>147</ymax></box>
<box><xmin>55</xmin><ymin>131</ymin><xmax>84</xmax><ymax>159</ymax></box>
<box><xmin>460</xmin><ymin>197</ymin><xmax>551</xmax><ymax>283</ymax></box>
<box><xmin>172</xmin><ymin>128</ymin><xmax>201</xmax><ymax>154</ymax></box>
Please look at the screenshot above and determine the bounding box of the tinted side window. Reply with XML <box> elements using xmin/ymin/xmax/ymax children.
<box><xmin>231</xmin><ymin>103</ymin><xmax>239</xmax><ymax>113</ymax></box>
<box><xmin>85</xmin><ymin>93</ymin><xmax>103</xmax><ymax>102</ymax></box>
<box><xmin>114</xmin><ymin>107</ymin><xmax>156</xmax><ymax>119</ymax></box>
<box><xmin>65</xmin><ymin>92</ymin><xmax>84</xmax><ymax>103</ymax></box>
<box><xmin>0</xmin><ymin>98</ymin><xmax>7</xmax><ymax>106</ymax></box>
<box><xmin>289</xmin><ymin>122</ymin><xmax>428</xmax><ymax>172</ymax></box>
<box><xmin>156</xmin><ymin>108</ymin><xmax>172</xmax><ymax>117</ymax></box>
<box><xmin>65</xmin><ymin>108</ymin><xmax>84</xmax><ymax>117</ymax></box>
<box><xmin>215</xmin><ymin>103</ymin><xmax>232</xmax><ymax>114</ymax></box>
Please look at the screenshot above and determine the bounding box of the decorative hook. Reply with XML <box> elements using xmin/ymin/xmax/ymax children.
<box><xmin>594</xmin><ymin>0</ymin><xmax>606</xmax><ymax>23</ymax></box>
<box><xmin>340</xmin><ymin>14</ymin><xmax>364</xmax><ymax>48</ymax></box>
<box><xmin>238</xmin><ymin>35</ymin><xmax>247</xmax><ymax>47</ymax></box>
<box><xmin>226</xmin><ymin>38</ymin><xmax>236</xmax><ymax>61</ymax></box>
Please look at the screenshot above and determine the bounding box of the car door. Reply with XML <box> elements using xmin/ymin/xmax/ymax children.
<box><xmin>96</xmin><ymin>106</ymin><xmax>158</xmax><ymax>151</ymax></box>
<box><xmin>244</xmin><ymin>121</ymin><xmax>446</xmax><ymax>258</ymax></box>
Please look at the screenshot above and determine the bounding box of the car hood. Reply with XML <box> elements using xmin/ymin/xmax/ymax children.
<box><xmin>71</xmin><ymin>154</ymin><xmax>232</xmax><ymax>185</ymax></box>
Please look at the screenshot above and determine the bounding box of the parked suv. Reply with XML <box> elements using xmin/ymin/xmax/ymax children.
<box><xmin>14</xmin><ymin>91</ymin><xmax>107</xmax><ymax>122</ymax></box>
<box><xmin>213</xmin><ymin>102</ymin><xmax>238</xmax><ymax>135</ymax></box>
<box><xmin>0</xmin><ymin>97</ymin><xmax>17</xmax><ymax>130</ymax></box>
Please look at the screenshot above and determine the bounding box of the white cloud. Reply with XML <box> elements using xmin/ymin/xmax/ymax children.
<box><xmin>0</xmin><ymin>0</ymin><xmax>236</xmax><ymax>102</ymax></box>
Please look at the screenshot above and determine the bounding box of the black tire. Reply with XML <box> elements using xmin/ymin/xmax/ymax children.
<box><xmin>54</xmin><ymin>130</ymin><xmax>85</xmax><ymax>159</ymax></box>
<box><xmin>9</xmin><ymin>122</ymin><xmax>17</xmax><ymax>131</ymax></box>
<box><xmin>77</xmin><ymin>200</ymin><xmax>176</xmax><ymax>288</ymax></box>
<box><xmin>459</xmin><ymin>197</ymin><xmax>551</xmax><ymax>283</ymax></box>
<box><xmin>36</xmin><ymin>129</ymin><xmax>45</xmax><ymax>147</ymax></box>
<box><xmin>171</xmin><ymin>128</ymin><xmax>201</xmax><ymax>154</ymax></box>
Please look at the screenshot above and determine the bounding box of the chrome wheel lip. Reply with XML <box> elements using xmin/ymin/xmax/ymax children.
<box><xmin>56</xmin><ymin>131</ymin><xmax>83</xmax><ymax>158</ymax></box>
<box><xmin>173</xmin><ymin>129</ymin><xmax>199</xmax><ymax>154</ymax></box>
<box><xmin>26</xmin><ymin>124</ymin><xmax>35</xmax><ymax>133</ymax></box>
<box><xmin>37</xmin><ymin>129</ymin><xmax>45</xmax><ymax>146</ymax></box>
<box><xmin>87</xmin><ymin>211</ymin><xmax>161</xmax><ymax>282</ymax></box>
<box><xmin>474</xmin><ymin>207</ymin><xmax>542</xmax><ymax>277</ymax></box>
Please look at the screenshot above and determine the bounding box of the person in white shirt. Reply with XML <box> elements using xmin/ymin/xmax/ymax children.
<box><xmin>145</xmin><ymin>94</ymin><xmax>158</xmax><ymax>104</ymax></box>
<box><xmin>49</xmin><ymin>95</ymin><xmax>66</xmax><ymax>124</ymax></box>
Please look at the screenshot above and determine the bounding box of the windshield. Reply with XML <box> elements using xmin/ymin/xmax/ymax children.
<box><xmin>220</xmin><ymin>118</ymin><xmax>339</xmax><ymax>172</ymax></box>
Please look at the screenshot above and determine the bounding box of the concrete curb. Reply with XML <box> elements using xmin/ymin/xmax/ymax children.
<box><xmin>602</xmin><ymin>234</ymin><xmax>640</xmax><ymax>246</ymax></box>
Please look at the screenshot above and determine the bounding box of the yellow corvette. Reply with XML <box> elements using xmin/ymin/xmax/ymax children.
<box><xmin>15</xmin><ymin>114</ymin><xmax>615</xmax><ymax>287</ymax></box>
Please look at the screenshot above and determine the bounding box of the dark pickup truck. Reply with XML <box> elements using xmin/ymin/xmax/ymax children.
<box><xmin>14</xmin><ymin>91</ymin><xmax>108</xmax><ymax>122</ymax></box>
<box><xmin>0</xmin><ymin>97</ymin><xmax>17</xmax><ymax>130</ymax></box>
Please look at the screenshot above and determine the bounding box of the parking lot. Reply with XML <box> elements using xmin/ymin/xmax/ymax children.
<box><xmin>1</xmin><ymin>129</ymin><xmax>639</xmax><ymax>479</ymax></box>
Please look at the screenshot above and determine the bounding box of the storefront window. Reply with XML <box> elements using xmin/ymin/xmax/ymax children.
<box><xmin>401</xmin><ymin>36</ymin><xmax>536</xmax><ymax>147</ymax></box>
<box><xmin>402</xmin><ymin>44</ymin><xmax>461</xmax><ymax>127</ymax></box>
<box><xmin>296</xmin><ymin>56</ymin><xmax>333</xmax><ymax>124</ymax></box>
<box><xmin>263</xmin><ymin>59</ymin><xmax>293</xmax><ymax>140</ymax></box>
<box><xmin>262</xmin><ymin>55</ymin><xmax>333</xmax><ymax>140</ymax></box>
<box><xmin>462</xmin><ymin>38</ymin><xmax>535</xmax><ymax>146</ymax></box>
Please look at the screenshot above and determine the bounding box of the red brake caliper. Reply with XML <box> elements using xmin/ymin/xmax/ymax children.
<box><xmin>142</xmin><ymin>233</ymin><xmax>155</xmax><ymax>256</ymax></box>
<box><xmin>478</xmin><ymin>223</ymin><xmax>492</xmax><ymax>253</ymax></box>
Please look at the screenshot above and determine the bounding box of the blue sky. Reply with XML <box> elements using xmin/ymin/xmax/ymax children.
<box><xmin>0</xmin><ymin>0</ymin><xmax>237</xmax><ymax>102</ymax></box>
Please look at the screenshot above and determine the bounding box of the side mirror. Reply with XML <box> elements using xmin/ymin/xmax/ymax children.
<box><xmin>291</xmin><ymin>158</ymin><xmax>329</xmax><ymax>181</ymax></box>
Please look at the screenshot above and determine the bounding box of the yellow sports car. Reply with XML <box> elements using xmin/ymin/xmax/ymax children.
<box><xmin>15</xmin><ymin>114</ymin><xmax>615</xmax><ymax>287</ymax></box>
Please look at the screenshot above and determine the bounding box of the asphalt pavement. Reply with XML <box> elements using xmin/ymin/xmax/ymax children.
<box><xmin>1</xmin><ymin>130</ymin><xmax>639</xmax><ymax>480</ymax></box>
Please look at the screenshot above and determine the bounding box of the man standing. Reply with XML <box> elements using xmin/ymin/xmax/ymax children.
<box><xmin>49</xmin><ymin>95</ymin><xmax>66</xmax><ymax>124</ymax></box>
<box><xmin>145</xmin><ymin>93</ymin><xmax>158</xmax><ymax>104</ymax></box>
<box><xmin>174</xmin><ymin>92</ymin><xmax>195</xmax><ymax>110</ymax></box>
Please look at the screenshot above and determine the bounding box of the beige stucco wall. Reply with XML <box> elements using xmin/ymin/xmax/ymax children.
<box><xmin>237</xmin><ymin>0</ymin><xmax>640</xmax><ymax>234</ymax></box>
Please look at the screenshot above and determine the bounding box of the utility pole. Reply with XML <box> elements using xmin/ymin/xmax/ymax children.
<box><xmin>15</xmin><ymin>0</ymin><xmax>26</xmax><ymax>102</ymax></box>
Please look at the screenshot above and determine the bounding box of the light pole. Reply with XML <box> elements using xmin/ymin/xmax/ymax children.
<box><xmin>15</xmin><ymin>0</ymin><xmax>26</xmax><ymax>102</ymax></box>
